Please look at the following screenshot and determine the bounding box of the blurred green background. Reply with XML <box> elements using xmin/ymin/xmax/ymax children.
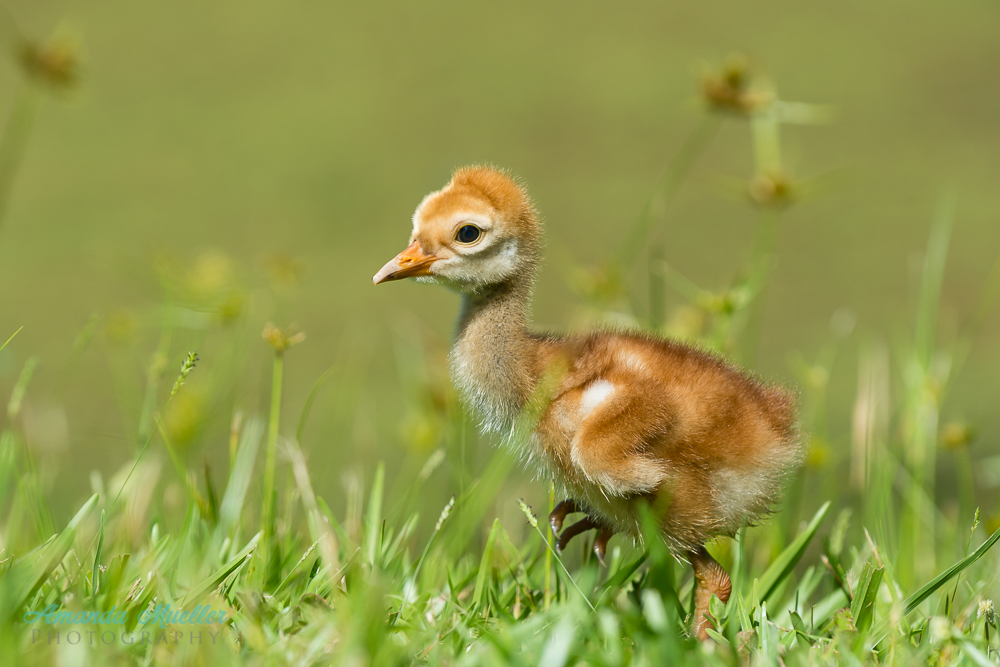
<box><xmin>1</xmin><ymin>1</ymin><xmax>998</xmax><ymax>523</ymax></box>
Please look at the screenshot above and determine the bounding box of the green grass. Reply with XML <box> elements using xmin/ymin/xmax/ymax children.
<box><xmin>1</xmin><ymin>56</ymin><xmax>999</xmax><ymax>666</ymax></box>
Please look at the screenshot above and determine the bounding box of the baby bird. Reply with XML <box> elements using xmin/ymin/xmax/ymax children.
<box><xmin>373</xmin><ymin>166</ymin><xmax>801</xmax><ymax>639</ymax></box>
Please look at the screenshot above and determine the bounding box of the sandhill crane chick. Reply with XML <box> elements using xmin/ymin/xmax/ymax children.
<box><xmin>373</xmin><ymin>166</ymin><xmax>801</xmax><ymax>639</ymax></box>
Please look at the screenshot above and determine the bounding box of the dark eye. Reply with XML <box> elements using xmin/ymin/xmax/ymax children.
<box><xmin>455</xmin><ymin>224</ymin><xmax>482</xmax><ymax>244</ymax></box>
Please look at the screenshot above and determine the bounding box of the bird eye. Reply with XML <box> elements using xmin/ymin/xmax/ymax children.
<box><xmin>455</xmin><ymin>224</ymin><xmax>482</xmax><ymax>244</ymax></box>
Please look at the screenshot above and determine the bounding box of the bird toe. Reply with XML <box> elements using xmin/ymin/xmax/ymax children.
<box><xmin>548</xmin><ymin>499</ymin><xmax>579</xmax><ymax>538</ymax></box>
<box><xmin>556</xmin><ymin>516</ymin><xmax>597</xmax><ymax>552</ymax></box>
<box><xmin>593</xmin><ymin>527</ymin><xmax>614</xmax><ymax>567</ymax></box>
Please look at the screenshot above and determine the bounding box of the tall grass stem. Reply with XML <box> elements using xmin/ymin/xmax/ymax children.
<box><xmin>261</xmin><ymin>350</ymin><xmax>284</xmax><ymax>563</ymax></box>
<box><xmin>0</xmin><ymin>84</ymin><xmax>39</xmax><ymax>234</ymax></box>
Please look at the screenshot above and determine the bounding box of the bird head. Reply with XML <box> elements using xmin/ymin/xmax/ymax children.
<box><xmin>372</xmin><ymin>166</ymin><xmax>540</xmax><ymax>293</ymax></box>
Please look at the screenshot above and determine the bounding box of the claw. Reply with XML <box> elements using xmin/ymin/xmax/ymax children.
<box><xmin>593</xmin><ymin>527</ymin><xmax>614</xmax><ymax>566</ymax></box>
<box><xmin>549</xmin><ymin>500</ymin><xmax>616</xmax><ymax>567</ymax></box>
<box><xmin>548</xmin><ymin>499</ymin><xmax>579</xmax><ymax>538</ymax></box>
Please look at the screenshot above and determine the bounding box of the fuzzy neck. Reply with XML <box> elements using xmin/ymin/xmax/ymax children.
<box><xmin>450</xmin><ymin>279</ymin><xmax>540</xmax><ymax>433</ymax></box>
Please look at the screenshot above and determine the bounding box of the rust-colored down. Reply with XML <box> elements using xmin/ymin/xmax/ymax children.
<box><xmin>373</xmin><ymin>166</ymin><xmax>801</xmax><ymax>639</ymax></box>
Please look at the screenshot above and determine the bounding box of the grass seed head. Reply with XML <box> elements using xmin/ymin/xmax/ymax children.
<box><xmin>262</xmin><ymin>322</ymin><xmax>306</xmax><ymax>353</ymax></box>
<box><xmin>21</xmin><ymin>37</ymin><xmax>80</xmax><ymax>89</ymax></box>
<box><xmin>701</xmin><ymin>53</ymin><xmax>772</xmax><ymax>114</ymax></box>
<box><xmin>434</xmin><ymin>496</ymin><xmax>455</xmax><ymax>532</ymax></box>
<box><xmin>170</xmin><ymin>351</ymin><xmax>199</xmax><ymax>398</ymax></box>
<box><xmin>517</xmin><ymin>499</ymin><xmax>539</xmax><ymax>529</ymax></box>
<box><xmin>979</xmin><ymin>599</ymin><xmax>995</xmax><ymax>625</ymax></box>
<box><xmin>748</xmin><ymin>169</ymin><xmax>795</xmax><ymax>207</ymax></box>
<box><xmin>940</xmin><ymin>421</ymin><xmax>975</xmax><ymax>449</ymax></box>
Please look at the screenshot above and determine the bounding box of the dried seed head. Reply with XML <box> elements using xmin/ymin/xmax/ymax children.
<box><xmin>262</xmin><ymin>323</ymin><xmax>306</xmax><ymax>353</ymax></box>
<box><xmin>979</xmin><ymin>599</ymin><xmax>995</xmax><ymax>625</ymax></box>
<box><xmin>21</xmin><ymin>38</ymin><xmax>80</xmax><ymax>89</ymax></box>
<box><xmin>940</xmin><ymin>421</ymin><xmax>974</xmax><ymax>449</ymax></box>
<box><xmin>701</xmin><ymin>54</ymin><xmax>772</xmax><ymax>115</ymax></box>
<box><xmin>748</xmin><ymin>169</ymin><xmax>795</xmax><ymax>207</ymax></box>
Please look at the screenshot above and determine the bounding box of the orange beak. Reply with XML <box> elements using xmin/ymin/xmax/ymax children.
<box><xmin>372</xmin><ymin>241</ymin><xmax>440</xmax><ymax>285</ymax></box>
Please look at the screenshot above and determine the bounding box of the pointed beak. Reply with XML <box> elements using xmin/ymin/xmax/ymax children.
<box><xmin>372</xmin><ymin>241</ymin><xmax>441</xmax><ymax>285</ymax></box>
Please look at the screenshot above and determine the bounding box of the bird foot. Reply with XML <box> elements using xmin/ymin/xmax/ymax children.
<box><xmin>548</xmin><ymin>498</ymin><xmax>615</xmax><ymax>566</ymax></box>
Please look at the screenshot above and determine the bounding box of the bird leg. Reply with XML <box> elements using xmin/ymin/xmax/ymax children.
<box><xmin>689</xmin><ymin>545</ymin><xmax>732</xmax><ymax>640</ymax></box>
<box><xmin>548</xmin><ymin>499</ymin><xmax>615</xmax><ymax>565</ymax></box>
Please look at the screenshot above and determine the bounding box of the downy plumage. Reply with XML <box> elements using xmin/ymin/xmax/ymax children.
<box><xmin>374</xmin><ymin>166</ymin><xmax>801</xmax><ymax>638</ymax></box>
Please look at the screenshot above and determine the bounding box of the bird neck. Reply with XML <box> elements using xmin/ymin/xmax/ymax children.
<box><xmin>451</xmin><ymin>279</ymin><xmax>540</xmax><ymax>433</ymax></box>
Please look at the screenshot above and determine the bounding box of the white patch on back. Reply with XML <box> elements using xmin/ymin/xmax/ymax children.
<box><xmin>618</xmin><ymin>351</ymin><xmax>648</xmax><ymax>374</ymax></box>
<box><xmin>580</xmin><ymin>380</ymin><xmax>615</xmax><ymax>419</ymax></box>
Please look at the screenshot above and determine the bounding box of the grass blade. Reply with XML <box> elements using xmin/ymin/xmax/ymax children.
<box><xmin>91</xmin><ymin>509</ymin><xmax>105</xmax><ymax>598</ymax></box>
<box><xmin>872</xmin><ymin>523</ymin><xmax>1000</xmax><ymax>643</ymax></box>
<box><xmin>850</xmin><ymin>561</ymin><xmax>884</xmax><ymax>636</ymax></box>
<box><xmin>413</xmin><ymin>496</ymin><xmax>454</xmax><ymax>581</ymax></box>
<box><xmin>10</xmin><ymin>493</ymin><xmax>99</xmax><ymax>616</ymax></box>
<box><xmin>364</xmin><ymin>462</ymin><xmax>385</xmax><ymax>567</ymax></box>
<box><xmin>539</xmin><ymin>616</ymin><xmax>576</xmax><ymax>667</ymax></box>
<box><xmin>518</xmin><ymin>500</ymin><xmax>595</xmax><ymax>611</ymax></box>
<box><xmin>0</xmin><ymin>326</ymin><xmax>21</xmax><ymax>354</ymax></box>
<box><xmin>218</xmin><ymin>417</ymin><xmax>263</xmax><ymax>535</ymax></box>
<box><xmin>958</xmin><ymin>640</ymin><xmax>997</xmax><ymax>667</ymax></box>
<box><xmin>758</xmin><ymin>501</ymin><xmax>830</xmax><ymax>602</ymax></box>
<box><xmin>473</xmin><ymin>518</ymin><xmax>501</xmax><ymax>611</ymax></box>
<box><xmin>178</xmin><ymin>531</ymin><xmax>261</xmax><ymax>607</ymax></box>
<box><xmin>902</xmin><ymin>523</ymin><xmax>1000</xmax><ymax>616</ymax></box>
<box><xmin>599</xmin><ymin>551</ymin><xmax>649</xmax><ymax>595</ymax></box>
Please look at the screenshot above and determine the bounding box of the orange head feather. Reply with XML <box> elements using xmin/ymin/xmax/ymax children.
<box><xmin>373</xmin><ymin>166</ymin><xmax>540</xmax><ymax>292</ymax></box>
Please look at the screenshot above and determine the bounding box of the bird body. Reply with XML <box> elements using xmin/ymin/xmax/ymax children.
<box><xmin>456</xmin><ymin>322</ymin><xmax>799</xmax><ymax>553</ymax></box>
<box><xmin>374</xmin><ymin>166</ymin><xmax>802</xmax><ymax>638</ymax></box>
